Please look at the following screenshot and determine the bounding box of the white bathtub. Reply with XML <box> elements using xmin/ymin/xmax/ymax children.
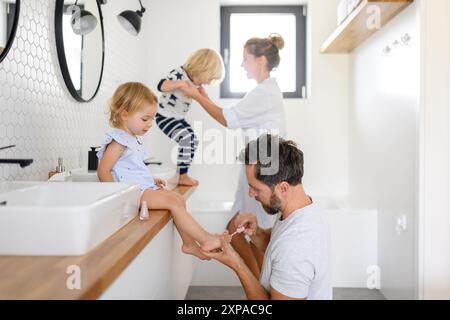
<box><xmin>187</xmin><ymin>194</ymin><xmax>378</xmax><ymax>288</ymax></box>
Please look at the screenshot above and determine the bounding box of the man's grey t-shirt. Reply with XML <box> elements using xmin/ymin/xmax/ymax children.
<box><xmin>259</xmin><ymin>202</ymin><xmax>332</xmax><ymax>300</ymax></box>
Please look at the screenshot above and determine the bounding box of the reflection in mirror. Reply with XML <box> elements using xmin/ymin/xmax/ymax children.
<box><xmin>0</xmin><ymin>0</ymin><xmax>20</xmax><ymax>63</ymax></box>
<box><xmin>55</xmin><ymin>0</ymin><xmax>104</xmax><ymax>102</ymax></box>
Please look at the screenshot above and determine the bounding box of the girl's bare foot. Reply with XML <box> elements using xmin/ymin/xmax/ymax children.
<box><xmin>182</xmin><ymin>243</ymin><xmax>211</xmax><ymax>260</ymax></box>
<box><xmin>178</xmin><ymin>173</ymin><xmax>199</xmax><ymax>186</ymax></box>
<box><xmin>223</xmin><ymin>230</ymin><xmax>233</xmax><ymax>243</ymax></box>
<box><xmin>200</xmin><ymin>234</ymin><xmax>222</xmax><ymax>252</ymax></box>
<box><xmin>202</xmin><ymin>232</ymin><xmax>233</xmax><ymax>254</ymax></box>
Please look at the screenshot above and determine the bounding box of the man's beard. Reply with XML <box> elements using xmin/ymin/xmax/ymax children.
<box><xmin>260</xmin><ymin>192</ymin><xmax>282</xmax><ymax>215</ymax></box>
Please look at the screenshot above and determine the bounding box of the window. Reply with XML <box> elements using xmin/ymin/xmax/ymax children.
<box><xmin>220</xmin><ymin>6</ymin><xmax>307</xmax><ymax>99</ymax></box>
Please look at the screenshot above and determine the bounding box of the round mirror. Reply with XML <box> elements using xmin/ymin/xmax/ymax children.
<box><xmin>0</xmin><ymin>0</ymin><xmax>20</xmax><ymax>64</ymax></box>
<box><xmin>55</xmin><ymin>0</ymin><xmax>105</xmax><ymax>102</ymax></box>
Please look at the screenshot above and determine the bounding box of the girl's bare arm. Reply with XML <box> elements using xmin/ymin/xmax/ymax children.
<box><xmin>97</xmin><ymin>141</ymin><xmax>125</xmax><ymax>182</ymax></box>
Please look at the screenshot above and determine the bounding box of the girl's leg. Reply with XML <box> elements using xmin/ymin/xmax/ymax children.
<box><xmin>141</xmin><ymin>189</ymin><xmax>221</xmax><ymax>254</ymax></box>
<box><xmin>142</xmin><ymin>189</ymin><xmax>208</xmax><ymax>259</ymax></box>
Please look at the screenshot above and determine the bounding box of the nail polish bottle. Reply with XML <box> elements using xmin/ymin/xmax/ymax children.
<box><xmin>140</xmin><ymin>201</ymin><xmax>149</xmax><ymax>221</ymax></box>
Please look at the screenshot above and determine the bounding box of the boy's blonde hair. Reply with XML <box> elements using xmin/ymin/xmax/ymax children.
<box><xmin>109</xmin><ymin>82</ymin><xmax>158</xmax><ymax>128</ymax></box>
<box><xmin>183</xmin><ymin>48</ymin><xmax>225</xmax><ymax>84</ymax></box>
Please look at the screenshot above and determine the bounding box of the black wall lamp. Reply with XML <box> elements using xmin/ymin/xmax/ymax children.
<box><xmin>70</xmin><ymin>0</ymin><xmax>107</xmax><ymax>35</ymax></box>
<box><xmin>117</xmin><ymin>0</ymin><xmax>146</xmax><ymax>36</ymax></box>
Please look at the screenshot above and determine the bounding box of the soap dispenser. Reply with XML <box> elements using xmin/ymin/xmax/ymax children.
<box><xmin>88</xmin><ymin>147</ymin><xmax>100</xmax><ymax>171</ymax></box>
<box><xmin>48</xmin><ymin>157</ymin><xmax>65</xmax><ymax>178</ymax></box>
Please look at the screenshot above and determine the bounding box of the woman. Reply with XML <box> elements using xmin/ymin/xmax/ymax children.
<box><xmin>182</xmin><ymin>34</ymin><xmax>286</xmax><ymax>278</ymax></box>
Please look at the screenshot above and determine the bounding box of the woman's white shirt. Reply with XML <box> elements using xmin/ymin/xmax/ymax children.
<box><xmin>223</xmin><ymin>77</ymin><xmax>286</xmax><ymax>140</ymax></box>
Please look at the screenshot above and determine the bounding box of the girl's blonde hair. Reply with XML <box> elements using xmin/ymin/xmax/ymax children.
<box><xmin>183</xmin><ymin>48</ymin><xmax>225</xmax><ymax>84</ymax></box>
<box><xmin>109</xmin><ymin>82</ymin><xmax>158</xmax><ymax>128</ymax></box>
<box><xmin>245</xmin><ymin>33</ymin><xmax>285</xmax><ymax>71</ymax></box>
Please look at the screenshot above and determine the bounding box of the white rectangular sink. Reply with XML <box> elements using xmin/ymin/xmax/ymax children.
<box><xmin>0</xmin><ymin>182</ymin><xmax>140</xmax><ymax>256</ymax></box>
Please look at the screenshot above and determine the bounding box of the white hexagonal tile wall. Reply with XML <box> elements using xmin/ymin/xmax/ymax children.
<box><xmin>0</xmin><ymin>0</ymin><xmax>150</xmax><ymax>181</ymax></box>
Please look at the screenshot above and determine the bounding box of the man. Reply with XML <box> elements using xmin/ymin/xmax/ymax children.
<box><xmin>203</xmin><ymin>135</ymin><xmax>332</xmax><ymax>300</ymax></box>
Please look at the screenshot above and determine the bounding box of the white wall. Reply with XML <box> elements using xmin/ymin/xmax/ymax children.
<box><xmin>144</xmin><ymin>0</ymin><xmax>350</xmax><ymax>200</ymax></box>
<box><xmin>349</xmin><ymin>3</ymin><xmax>420</xmax><ymax>299</ymax></box>
<box><xmin>0</xmin><ymin>0</ymin><xmax>151</xmax><ymax>180</ymax></box>
<box><xmin>418</xmin><ymin>0</ymin><xmax>450</xmax><ymax>300</ymax></box>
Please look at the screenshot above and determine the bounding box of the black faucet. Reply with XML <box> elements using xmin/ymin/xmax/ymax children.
<box><xmin>144</xmin><ymin>161</ymin><xmax>162</xmax><ymax>166</ymax></box>
<box><xmin>0</xmin><ymin>145</ymin><xmax>33</xmax><ymax>168</ymax></box>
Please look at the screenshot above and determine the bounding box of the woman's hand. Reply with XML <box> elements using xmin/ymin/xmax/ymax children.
<box><xmin>154</xmin><ymin>178</ymin><xmax>167</xmax><ymax>189</ymax></box>
<box><xmin>197</xmin><ymin>85</ymin><xmax>208</xmax><ymax>98</ymax></box>
<box><xmin>180</xmin><ymin>81</ymin><xmax>228</xmax><ymax>127</ymax></box>
<box><xmin>234</xmin><ymin>212</ymin><xmax>259</xmax><ymax>236</ymax></box>
<box><xmin>180</xmin><ymin>81</ymin><xmax>202</xmax><ymax>100</ymax></box>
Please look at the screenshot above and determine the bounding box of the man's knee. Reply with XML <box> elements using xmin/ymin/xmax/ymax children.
<box><xmin>227</xmin><ymin>213</ymin><xmax>239</xmax><ymax>232</ymax></box>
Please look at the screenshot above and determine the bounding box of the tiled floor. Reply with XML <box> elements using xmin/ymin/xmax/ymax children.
<box><xmin>185</xmin><ymin>286</ymin><xmax>386</xmax><ymax>300</ymax></box>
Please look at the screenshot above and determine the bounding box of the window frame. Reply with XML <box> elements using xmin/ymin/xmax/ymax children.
<box><xmin>220</xmin><ymin>5</ymin><xmax>307</xmax><ymax>99</ymax></box>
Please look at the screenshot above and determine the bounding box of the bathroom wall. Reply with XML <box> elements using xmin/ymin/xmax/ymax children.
<box><xmin>348</xmin><ymin>2</ymin><xmax>420</xmax><ymax>299</ymax></box>
<box><xmin>144</xmin><ymin>0</ymin><xmax>350</xmax><ymax>200</ymax></box>
<box><xmin>418</xmin><ymin>0</ymin><xmax>450</xmax><ymax>300</ymax></box>
<box><xmin>0</xmin><ymin>0</ymin><xmax>150</xmax><ymax>181</ymax></box>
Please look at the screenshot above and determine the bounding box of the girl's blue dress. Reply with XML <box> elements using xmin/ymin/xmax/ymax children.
<box><xmin>97</xmin><ymin>128</ymin><xmax>157</xmax><ymax>193</ymax></box>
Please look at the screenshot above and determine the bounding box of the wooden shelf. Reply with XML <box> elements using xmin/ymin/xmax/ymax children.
<box><xmin>321</xmin><ymin>0</ymin><xmax>413</xmax><ymax>53</ymax></box>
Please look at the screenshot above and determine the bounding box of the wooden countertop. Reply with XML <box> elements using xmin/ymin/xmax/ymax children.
<box><xmin>0</xmin><ymin>186</ymin><xmax>195</xmax><ymax>300</ymax></box>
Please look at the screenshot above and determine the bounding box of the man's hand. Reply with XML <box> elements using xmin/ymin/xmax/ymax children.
<box><xmin>201</xmin><ymin>231</ymin><xmax>244</xmax><ymax>271</ymax></box>
<box><xmin>234</xmin><ymin>212</ymin><xmax>259</xmax><ymax>236</ymax></box>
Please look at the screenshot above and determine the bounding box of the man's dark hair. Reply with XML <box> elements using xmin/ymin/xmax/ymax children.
<box><xmin>241</xmin><ymin>134</ymin><xmax>304</xmax><ymax>187</ymax></box>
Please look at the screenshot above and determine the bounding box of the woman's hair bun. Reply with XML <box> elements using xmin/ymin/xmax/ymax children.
<box><xmin>268</xmin><ymin>33</ymin><xmax>285</xmax><ymax>50</ymax></box>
